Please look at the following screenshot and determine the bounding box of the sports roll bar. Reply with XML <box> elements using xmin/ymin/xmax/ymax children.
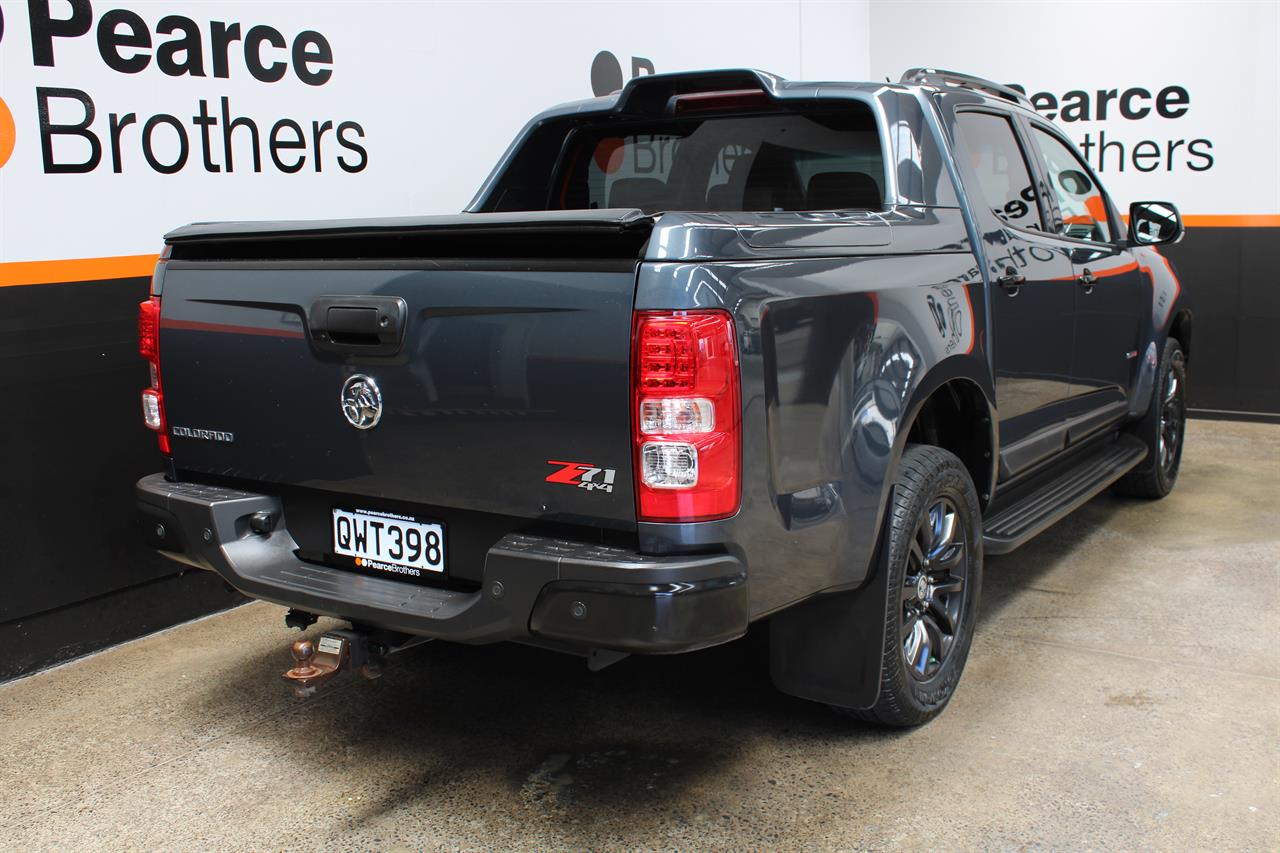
<box><xmin>900</xmin><ymin>68</ymin><xmax>1034</xmax><ymax>109</ymax></box>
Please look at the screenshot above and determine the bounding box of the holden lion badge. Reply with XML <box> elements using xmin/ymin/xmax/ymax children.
<box><xmin>340</xmin><ymin>374</ymin><xmax>382</xmax><ymax>429</ymax></box>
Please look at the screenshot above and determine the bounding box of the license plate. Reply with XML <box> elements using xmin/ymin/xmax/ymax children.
<box><xmin>332</xmin><ymin>508</ymin><xmax>445</xmax><ymax>578</ymax></box>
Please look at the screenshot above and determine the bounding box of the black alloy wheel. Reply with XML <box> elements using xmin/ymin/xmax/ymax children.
<box><xmin>900</xmin><ymin>497</ymin><xmax>968</xmax><ymax>680</ymax></box>
<box><xmin>847</xmin><ymin>444</ymin><xmax>983</xmax><ymax>727</ymax></box>
<box><xmin>1158</xmin><ymin>365</ymin><xmax>1183</xmax><ymax>477</ymax></box>
<box><xmin>1115</xmin><ymin>338</ymin><xmax>1186</xmax><ymax>499</ymax></box>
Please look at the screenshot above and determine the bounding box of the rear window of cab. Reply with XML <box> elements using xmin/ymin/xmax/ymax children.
<box><xmin>485</xmin><ymin>102</ymin><xmax>886</xmax><ymax>214</ymax></box>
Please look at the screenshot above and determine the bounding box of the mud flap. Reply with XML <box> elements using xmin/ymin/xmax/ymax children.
<box><xmin>768</xmin><ymin>486</ymin><xmax>894</xmax><ymax>710</ymax></box>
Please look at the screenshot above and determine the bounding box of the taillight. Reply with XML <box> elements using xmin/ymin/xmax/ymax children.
<box><xmin>138</xmin><ymin>296</ymin><xmax>160</xmax><ymax>361</ymax></box>
<box><xmin>141</xmin><ymin>388</ymin><xmax>164</xmax><ymax>429</ymax></box>
<box><xmin>139</xmin><ymin>266</ymin><xmax>169</xmax><ymax>455</ymax></box>
<box><xmin>632</xmin><ymin>310</ymin><xmax>741</xmax><ymax>521</ymax></box>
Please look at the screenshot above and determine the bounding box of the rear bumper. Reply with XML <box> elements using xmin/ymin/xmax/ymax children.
<box><xmin>135</xmin><ymin>473</ymin><xmax>747</xmax><ymax>653</ymax></box>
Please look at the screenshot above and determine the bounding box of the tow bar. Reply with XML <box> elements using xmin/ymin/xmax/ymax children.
<box><xmin>281</xmin><ymin>611</ymin><xmax>428</xmax><ymax>697</ymax></box>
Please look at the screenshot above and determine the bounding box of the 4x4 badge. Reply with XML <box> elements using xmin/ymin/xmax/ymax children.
<box><xmin>340</xmin><ymin>374</ymin><xmax>382</xmax><ymax>429</ymax></box>
<box><xmin>545</xmin><ymin>460</ymin><xmax>616</xmax><ymax>493</ymax></box>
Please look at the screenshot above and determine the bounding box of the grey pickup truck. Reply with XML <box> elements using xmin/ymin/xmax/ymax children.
<box><xmin>136</xmin><ymin>68</ymin><xmax>1190</xmax><ymax>725</ymax></box>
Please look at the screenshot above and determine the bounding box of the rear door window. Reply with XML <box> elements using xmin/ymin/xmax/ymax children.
<box><xmin>954</xmin><ymin>112</ymin><xmax>1044</xmax><ymax>232</ymax></box>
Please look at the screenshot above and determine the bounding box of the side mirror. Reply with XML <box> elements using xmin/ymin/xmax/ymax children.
<box><xmin>1129</xmin><ymin>201</ymin><xmax>1183</xmax><ymax>246</ymax></box>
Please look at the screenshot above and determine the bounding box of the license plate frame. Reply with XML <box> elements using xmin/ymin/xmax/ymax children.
<box><xmin>331</xmin><ymin>507</ymin><xmax>446</xmax><ymax>582</ymax></box>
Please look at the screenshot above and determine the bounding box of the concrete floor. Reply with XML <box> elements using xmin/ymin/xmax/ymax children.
<box><xmin>2</xmin><ymin>420</ymin><xmax>1277</xmax><ymax>851</ymax></box>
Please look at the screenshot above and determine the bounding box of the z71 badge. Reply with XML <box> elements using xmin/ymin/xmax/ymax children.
<box><xmin>545</xmin><ymin>460</ymin><xmax>617</xmax><ymax>493</ymax></box>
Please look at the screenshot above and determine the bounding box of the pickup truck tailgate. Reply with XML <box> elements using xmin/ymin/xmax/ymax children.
<box><xmin>157</xmin><ymin>232</ymin><xmax>642</xmax><ymax>528</ymax></box>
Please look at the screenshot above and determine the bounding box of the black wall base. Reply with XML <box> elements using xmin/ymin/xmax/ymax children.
<box><xmin>0</xmin><ymin>570</ymin><xmax>245</xmax><ymax>682</ymax></box>
<box><xmin>1164</xmin><ymin>226</ymin><xmax>1280</xmax><ymax>416</ymax></box>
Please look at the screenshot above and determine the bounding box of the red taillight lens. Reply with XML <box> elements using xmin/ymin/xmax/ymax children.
<box><xmin>138</xmin><ymin>291</ymin><xmax>169</xmax><ymax>456</ymax></box>
<box><xmin>632</xmin><ymin>310</ymin><xmax>741</xmax><ymax>522</ymax></box>
<box><xmin>138</xmin><ymin>296</ymin><xmax>160</xmax><ymax>361</ymax></box>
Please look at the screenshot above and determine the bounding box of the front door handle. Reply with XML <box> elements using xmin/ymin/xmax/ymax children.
<box><xmin>997</xmin><ymin>267</ymin><xmax>1026</xmax><ymax>292</ymax></box>
<box><xmin>1077</xmin><ymin>268</ymin><xmax>1097</xmax><ymax>291</ymax></box>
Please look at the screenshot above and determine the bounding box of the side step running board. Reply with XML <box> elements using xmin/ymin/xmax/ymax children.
<box><xmin>983</xmin><ymin>435</ymin><xmax>1147</xmax><ymax>555</ymax></box>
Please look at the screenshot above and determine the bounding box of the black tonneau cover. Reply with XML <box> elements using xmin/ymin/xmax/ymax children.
<box><xmin>165</xmin><ymin>210</ymin><xmax>656</xmax><ymax>261</ymax></box>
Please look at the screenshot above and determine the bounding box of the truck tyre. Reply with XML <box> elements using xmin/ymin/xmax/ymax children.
<box><xmin>1114</xmin><ymin>338</ymin><xmax>1186</xmax><ymax>499</ymax></box>
<box><xmin>844</xmin><ymin>444</ymin><xmax>983</xmax><ymax>726</ymax></box>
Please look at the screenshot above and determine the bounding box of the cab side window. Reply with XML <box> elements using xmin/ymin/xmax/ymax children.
<box><xmin>954</xmin><ymin>112</ymin><xmax>1044</xmax><ymax>231</ymax></box>
<box><xmin>1030</xmin><ymin>127</ymin><xmax>1113</xmax><ymax>244</ymax></box>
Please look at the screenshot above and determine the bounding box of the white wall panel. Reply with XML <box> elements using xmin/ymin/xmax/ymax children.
<box><xmin>7</xmin><ymin>0</ymin><xmax>1270</xmax><ymax>267</ymax></box>
<box><xmin>869</xmin><ymin>0</ymin><xmax>1280</xmax><ymax>217</ymax></box>
<box><xmin>799</xmin><ymin>0</ymin><xmax>869</xmax><ymax>81</ymax></box>
<box><xmin>0</xmin><ymin>0</ymin><xmax>871</xmax><ymax>264</ymax></box>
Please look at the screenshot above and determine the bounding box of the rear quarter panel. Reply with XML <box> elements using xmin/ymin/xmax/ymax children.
<box><xmin>635</xmin><ymin>249</ymin><xmax>990</xmax><ymax>618</ymax></box>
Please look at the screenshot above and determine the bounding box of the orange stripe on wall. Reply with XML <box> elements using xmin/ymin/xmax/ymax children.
<box><xmin>1120</xmin><ymin>214</ymin><xmax>1280</xmax><ymax>228</ymax></box>
<box><xmin>0</xmin><ymin>254</ymin><xmax>159</xmax><ymax>288</ymax></box>
<box><xmin>1181</xmin><ymin>214</ymin><xmax>1280</xmax><ymax>228</ymax></box>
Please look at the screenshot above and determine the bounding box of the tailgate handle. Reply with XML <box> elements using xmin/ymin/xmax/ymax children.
<box><xmin>309</xmin><ymin>295</ymin><xmax>407</xmax><ymax>356</ymax></box>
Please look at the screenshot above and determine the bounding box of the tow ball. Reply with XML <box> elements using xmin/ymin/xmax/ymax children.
<box><xmin>281</xmin><ymin>629</ymin><xmax>387</xmax><ymax>697</ymax></box>
<box><xmin>280</xmin><ymin>612</ymin><xmax>429</xmax><ymax>697</ymax></box>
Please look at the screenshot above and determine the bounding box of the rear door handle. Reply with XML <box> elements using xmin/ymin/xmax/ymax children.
<box><xmin>997</xmin><ymin>267</ymin><xmax>1025</xmax><ymax>292</ymax></box>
